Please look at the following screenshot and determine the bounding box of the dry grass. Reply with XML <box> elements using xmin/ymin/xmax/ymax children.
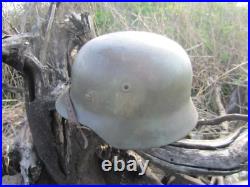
<box><xmin>2</xmin><ymin>102</ymin><xmax>26</xmax><ymax>174</ymax></box>
<box><xmin>2</xmin><ymin>3</ymin><xmax>248</xmax><ymax>111</ymax></box>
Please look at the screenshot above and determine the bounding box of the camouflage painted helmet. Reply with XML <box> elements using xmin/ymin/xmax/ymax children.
<box><xmin>56</xmin><ymin>31</ymin><xmax>198</xmax><ymax>149</ymax></box>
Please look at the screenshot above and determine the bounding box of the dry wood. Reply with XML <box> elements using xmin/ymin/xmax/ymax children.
<box><xmin>214</xmin><ymin>86</ymin><xmax>228</xmax><ymax>130</ymax></box>
<box><xmin>226</xmin><ymin>84</ymin><xmax>247</xmax><ymax>114</ymax></box>
<box><xmin>138</xmin><ymin>128</ymin><xmax>247</xmax><ymax>176</ymax></box>
<box><xmin>171</xmin><ymin>126</ymin><xmax>246</xmax><ymax>150</ymax></box>
<box><xmin>178</xmin><ymin>174</ymin><xmax>206</xmax><ymax>185</ymax></box>
<box><xmin>127</xmin><ymin>150</ymin><xmax>163</xmax><ymax>184</ymax></box>
<box><xmin>39</xmin><ymin>3</ymin><xmax>58</xmax><ymax>65</ymax></box>
<box><xmin>197</xmin><ymin>114</ymin><xmax>248</xmax><ymax>126</ymax></box>
<box><xmin>2</xmin><ymin>7</ymin><xmax>103</xmax><ymax>183</ymax></box>
<box><xmin>210</xmin><ymin>176</ymin><xmax>224</xmax><ymax>185</ymax></box>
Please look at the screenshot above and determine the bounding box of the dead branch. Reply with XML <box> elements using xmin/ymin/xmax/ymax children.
<box><xmin>171</xmin><ymin>127</ymin><xmax>246</xmax><ymax>150</ymax></box>
<box><xmin>39</xmin><ymin>3</ymin><xmax>57</xmax><ymax>64</ymax></box>
<box><xmin>210</xmin><ymin>176</ymin><xmax>224</xmax><ymax>185</ymax></box>
<box><xmin>200</xmin><ymin>62</ymin><xmax>248</xmax><ymax>95</ymax></box>
<box><xmin>2</xmin><ymin>33</ymin><xmax>37</xmax><ymax>58</ymax></box>
<box><xmin>215</xmin><ymin>86</ymin><xmax>227</xmax><ymax>115</ymax></box>
<box><xmin>65</xmin><ymin>12</ymin><xmax>96</xmax><ymax>77</ymax></box>
<box><xmin>197</xmin><ymin>114</ymin><xmax>248</xmax><ymax>126</ymax></box>
<box><xmin>3</xmin><ymin>30</ymin><xmax>10</xmax><ymax>35</ymax></box>
<box><xmin>2</xmin><ymin>8</ymin><xmax>108</xmax><ymax>184</ymax></box>
<box><xmin>178</xmin><ymin>174</ymin><xmax>206</xmax><ymax>184</ymax></box>
<box><xmin>127</xmin><ymin>150</ymin><xmax>163</xmax><ymax>184</ymax></box>
<box><xmin>2</xmin><ymin>33</ymin><xmax>39</xmax><ymax>72</ymax></box>
<box><xmin>214</xmin><ymin>86</ymin><xmax>228</xmax><ymax>130</ymax></box>
<box><xmin>137</xmin><ymin>128</ymin><xmax>247</xmax><ymax>176</ymax></box>
<box><xmin>3</xmin><ymin>15</ymin><xmax>20</xmax><ymax>34</ymax></box>
<box><xmin>185</xmin><ymin>43</ymin><xmax>203</xmax><ymax>52</ymax></box>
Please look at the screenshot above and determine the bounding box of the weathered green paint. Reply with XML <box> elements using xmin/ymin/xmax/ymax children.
<box><xmin>56</xmin><ymin>31</ymin><xmax>198</xmax><ymax>149</ymax></box>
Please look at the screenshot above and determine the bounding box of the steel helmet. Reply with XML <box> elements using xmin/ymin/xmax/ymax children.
<box><xmin>56</xmin><ymin>31</ymin><xmax>198</xmax><ymax>149</ymax></box>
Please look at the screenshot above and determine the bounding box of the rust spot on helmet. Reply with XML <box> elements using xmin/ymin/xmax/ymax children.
<box><xmin>113</xmin><ymin>92</ymin><xmax>141</xmax><ymax>118</ymax></box>
<box><xmin>85</xmin><ymin>90</ymin><xmax>95</xmax><ymax>102</ymax></box>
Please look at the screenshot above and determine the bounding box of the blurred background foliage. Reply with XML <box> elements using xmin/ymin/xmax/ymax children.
<box><xmin>2</xmin><ymin>2</ymin><xmax>248</xmax><ymax>114</ymax></box>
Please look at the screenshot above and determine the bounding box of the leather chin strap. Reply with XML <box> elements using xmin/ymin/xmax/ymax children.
<box><xmin>65</xmin><ymin>88</ymin><xmax>88</xmax><ymax>149</ymax></box>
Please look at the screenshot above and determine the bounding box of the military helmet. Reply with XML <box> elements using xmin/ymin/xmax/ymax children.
<box><xmin>56</xmin><ymin>31</ymin><xmax>198</xmax><ymax>149</ymax></box>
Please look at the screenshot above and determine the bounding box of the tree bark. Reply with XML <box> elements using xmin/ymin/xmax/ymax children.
<box><xmin>138</xmin><ymin>127</ymin><xmax>247</xmax><ymax>176</ymax></box>
<box><xmin>2</xmin><ymin>4</ymin><xmax>105</xmax><ymax>183</ymax></box>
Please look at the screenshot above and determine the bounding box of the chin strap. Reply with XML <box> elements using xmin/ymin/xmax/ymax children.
<box><xmin>64</xmin><ymin>89</ymin><xmax>89</xmax><ymax>175</ymax></box>
<box><xmin>64</xmin><ymin>88</ymin><xmax>89</xmax><ymax>149</ymax></box>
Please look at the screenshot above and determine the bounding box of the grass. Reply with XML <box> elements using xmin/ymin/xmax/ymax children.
<box><xmin>2</xmin><ymin>2</ymin><xmax>248</xmax><ymax>114</ymax></box>
<box><xmin>3</xmin><ymin>3</ymin><xmax>248</xmax><ymax>114</ymax></box>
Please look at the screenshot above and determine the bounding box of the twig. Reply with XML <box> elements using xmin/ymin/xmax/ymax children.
<box><xmin>217</xmin><ymin>62</ymin><xmax>248</xmax><ymax>81</ymax></box>
<box><xmin>214</xmin><ymin>86</ymin><xmax>228</xmax><ymax>130</ymax></box>
<box><xmin>144</xmin><ymin>166</ymin><xmax>163</xmax><ymax>184</ymax></box>
<box><xmin>210</xmin><ymin>176</ymin><xmax>224</xmax><ymax>185</ymax></box>
<box><xmin>46</xmin><ymin>63</ymin><xmax>67</xmax><ymax>82</ymax></box>
<box><xmin>39</xmin><ymin>3</ymin><xmax>57</xmax><ymax>64</ymax></box>
<box><xmin>127</xmin><ymin>150</ymin><xmax>163</xmax><ymax>184</ymax></box>
<box><xmin>222</xmin><ymin>81</ymin><xmax>247</xmax><ymax>88</ymax></box>
<box><xmin>214</xmin><ymin>86</ymin><xmax>226</xmax><ymax>115</ymax></box>
<box><xmin>185</xmin><ymin>43</ymin><xmax>203</xmax><ymax>52</ymax></box>
<box><xmin>3</xmin><ymin>30</ymin><xmax>9</xmax><ymax>35</ymax></box>
<box><xmin>179</xmin><ymin>174</ymin><xmax>206</xmax><ymax>184</ymax></box>
<box><xmin>172</xmin><ymin>127</ymin><xmax>246</xmax><ymax>150</ymax></box>
<box><xmin>198</xmin><ymin>62</ymin><xmax>248</xmax><ymax>96</ymax></box>
<box><xmin>197</xmin><ymin>114</ymin><xmax>248</xmax><ymax>126</ymax></box>
<box><xmin>2</xmin><ymin>83</ymin><xmax>24</xmax><ymax>94</ymax></box>
<box><xmin>210</xmin><ymin>176</ymin><xmax>216</xmax><ymax>184</ymax></box>
<box><xmin>3</xmin><ymin>16</ymin><xmax>20</xmax><ymax>34</ymax></box>
<box><xmin>189</xmin><ymin>55</ymin><xmax>214</xmax><ymax>58</ymax></box>
<box><xmin>217</xmin><ymin>176</ymin><xmax>224</xmax><ymax>185</ymax></box>
<box><xmin>105</xmin><ymin>4</ymin><xmax>129</xmax><ymax>30</ymax></box>
<box><xmin>166</xmin><ymin>176</ymin><xmax>176</xmax><ymax>184</ymax></box>
<box><xmin>2</xmin><ymin>99</ymin><xmax>20</xmax><ymax>102</ymax></box>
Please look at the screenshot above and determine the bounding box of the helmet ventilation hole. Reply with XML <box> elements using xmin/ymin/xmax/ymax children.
<box><xmin>124</xmin><ymin>85</ymin><xmax>129</xmax><ymax>90</ymax></box>
<box><xmin>122</xmin><ymin>83</ymin><xmax>131</xmax><ymax>92</ymax></box>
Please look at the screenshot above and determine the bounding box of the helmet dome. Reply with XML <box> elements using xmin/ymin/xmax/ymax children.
<box><xmin>56</xmin><ymin>31</ymin><xmax>198</xmax><ymax>149</ymax></box>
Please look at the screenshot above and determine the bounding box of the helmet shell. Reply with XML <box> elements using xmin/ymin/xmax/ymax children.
<box><xmin>56</xmin><ymin>31</ymin><xmax>198</xmax><ymax>149</ymax></box>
